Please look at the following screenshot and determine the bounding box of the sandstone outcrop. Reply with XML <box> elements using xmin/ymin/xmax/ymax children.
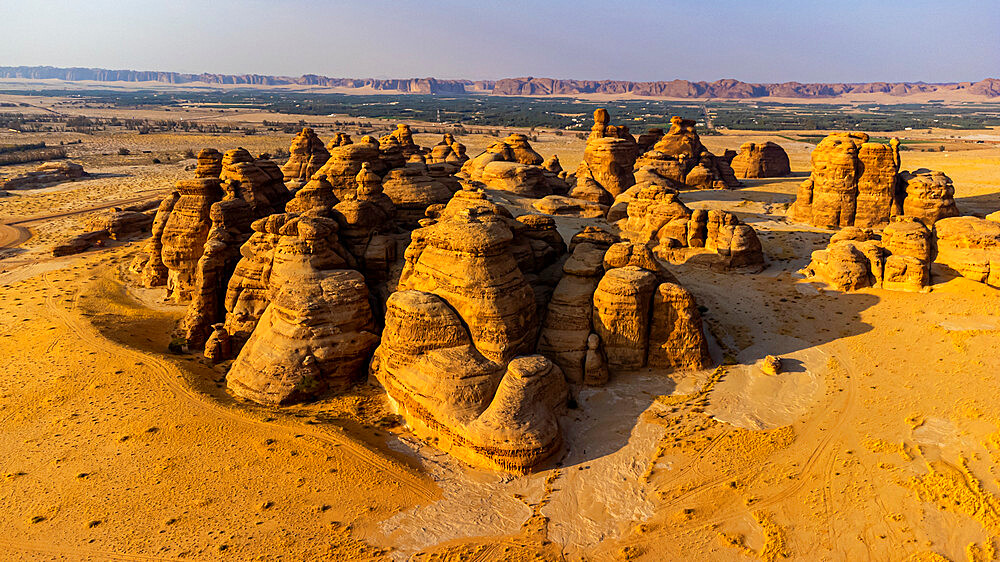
<box><xmin>380</xmin><ymin>124</ymin><xmax>423</xmax><ymax>158</ymax></box>
<box><xmin>219</xmin><ymin>148</ymin><xmax>290</xmax><ymax>216</ymax></box>
<box><xmin>313</xmin><ymin>137</ymin><xmax>387</xmax><ymax>199</ymax></box>
<box><xmin>140</xmin><ymin>193</ymin><xmax>181</xmax><ymax>286</ymax></box>
<box><xmin>461</xmin><ymin>134</ymin><xmax>564</xmax><ymax>197</ymax></box>
<box><xmin>633</xmin><ymin>116</ymin><xmax>741</xmax><ymax>190</ymax></box>
<box><xmin>1</xmin><ymin>161</ymin><xmax>87</xmax><ymax>190</ymax></box>
<box><xmin>897</xmin><ymin>169</ymin><xmax>960</xmax><ymax>226</ymax></box>
<box><xmin>181</xmin><ymin>196</ymin><xmax>255</xmax><ymax>347</ymax></box>
<box><xmin>575</xmin><ymin>109</ymin><xmax>639</xmax><ymax>197</ymax></box>
<box><xmin>730</xmin><ymin>141</ymin><xmax>791</xmax><ymax>178</ymax></box>
<box><xmin>538</xmin><ymin>241</ymin><xmax>711</xmax><ymax>381</ymax></box>
<box><xmin>195</xmin><ymin>148</ymin><xmax>222</xmax><ymax>178</ymax></box>
<box><xmin>160</xmin><ymin>178</ymin><xmax>224</xmax><ymax>301</ymax></box>
<box><xmin>532</xmin><ymin>195</ymin><xmax>606</xmax><ymax>218</ymax></box>
<box><xmin>933</xmin><ymin>216</ymin><xmax>1000</xmax><ymax>287</ymax></box>
<box><xmin>790</xmin><ymin>133</ymin><xmax>901</xmax><ymax>229</ymax></box>
<box><xmin>427</xmin><ymin>134</ymin><xmax>468</xmax><ymax>165</ymax></box>
<box><xmin>227</xmin><ymin>269</ymin><xmax>379</xmax><ymax>405</ymax></box>
<box><xmin>803</xmin><ymin>217</ymin><xmax>931</xmax><ymax>292</ymax></box>
<box><xmin>370</xmin><ymin>205</ymin><xmax>568</xmax><ymax>471</ymax></box>
<box><xmin>280</xmin><ymin>127</ymin><xmax>330</xmax><ymax>187</ymax></box>
<box><xmin>617</xmin><ymin>184</ymin><xmax>765</xmax><ymax>270</ymax></box>
<box><xmin>381</xmin><ymin>163</ymin><xmax>458</xmax><ymax>227</ymax></box>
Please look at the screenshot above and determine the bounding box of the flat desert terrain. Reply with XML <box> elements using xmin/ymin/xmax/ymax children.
<box><xmin>2</xmin><ymin>100</ymin><xmax>1000</xmax><ymax>561</ymax></box>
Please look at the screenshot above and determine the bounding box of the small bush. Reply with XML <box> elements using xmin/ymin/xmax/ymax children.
<box><xmin>118</xmin><ymin>148</ymin><xmax>130</xmax><ymax>156</ymax></box>
<box><xmin>183</xmin><ymin>149</ymin><xmax>195</xmax><ymax>159</ymax></box>
<box><xmin>151</xmin><ymin>158</ymin><xmax>161</xmax><ymax>164</ymax></box>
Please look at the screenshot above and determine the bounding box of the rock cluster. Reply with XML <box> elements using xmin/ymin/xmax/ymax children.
<box><xmin>219</xmin><ymin>148</ymin><xmax>290</xmax><ymax>216</ymax></box>
<box><xmin>1</xmin><ymin>161</ymin><xmax>87</xmax><ymax>190</ymax></box>
<box><xmin>313</xmin><ymin>136</ymin><xmax>387</xmax><ymax>199</ymax></box>
<box><xmin>633</xmin><ymin>116</ymin><xmax>741</xmax><ymax>190</ymax></box>
<box><xmin>803</xmin><ymin>217</ymin><xmax>932</xmax><ymax>292</ymax></box>
<box><xmin>427</xmin><ymin>134</ymin><xmax>468</xmax><ymax>165</ymax></box>
<box><xmin>790</xmin><ymin>133</ymin><xmax>901</xmax><ymax>229</ymax></box>
<box><xmin>933</xmin><ymin>216</ymin><xmax>1000</xmax><ymax>287</ymax></box>
<box><xmin>616</xmin><ymin>184</ymin><xmax>765</xmax><ymax>270</ymax></box>
<box><xmin>280</xmin><ymin>127</ymin><xmax>330</xmax><ymax>188</ymax></box>
<box><xmin>370</xmin><ymin>200</ymin><xmax>568</xmax><ymax>471</ymax></box>
<box><xmin>461</xmin><ymin>134</ymin><xmax>565</xmax><ymax>197</ymax></box>
<box><xmin>730</xmin><ymin>141</ymin><xmax>791</xmax><ymax>178</ymax></box>
<box><xmin>538</xmin><ymin>241</ymin><xmax>711</xmax><ymax>384</ymax></box>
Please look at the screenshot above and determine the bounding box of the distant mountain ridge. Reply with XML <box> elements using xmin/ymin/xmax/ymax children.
<box><xmin>1</xmin><ymin>65</ymin><xmax>997</xmax><ymax>99</ymax></box>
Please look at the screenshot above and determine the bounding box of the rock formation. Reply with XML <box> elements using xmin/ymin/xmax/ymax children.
<box><xmin>790</xmin><ymin>133</ymin><xmax>901</xmax><ymax>229</ymax></box>
<box><xmin>897</xmin><ymin>169</ymin><xmax>960</xmax><ymax>226</ymax></box>
<box><xmin>427</xmin><ymin>134</ymin><xmax>468</xmax><ymax>165</ymax></box>
<box><xmin>617</xmin><ymin>184</ymin><xmax>765</xmax><ymax>270</ymax></box>
<box><xmin>219</xmin><ymin>148</ymin><xmax>290</xmax><ymax>216</ymax></box>
<box><xmin>461</xmin><ymin>134</ymin><xmax>564</xmax><ymax>197</ymax></box>
<box><xmin>381</xmin><ymin>163</ymin><xmax>458</xmax><ymax>227</ymax></box>
<box><xmin>227</xmin><ymin>268</ymin><xmax>379</xmax><ymax>405</ymax></box>
<box><xmin>803</xmin><ymin>217</ymin><xmax>931</xmax><ymax>292</ymax></box>
<box><xmin>280</xmin><ymin>127</ymin><xmax>330</xmax><ymax>187</ymax></box>
<box><xmin>140</xmin><ymin>193</ymin><xmax>180</xmax><ymax>286</ymax></box>
<box><xmin>313</xmin><ymin>137</ymin><xmax>387</xmax><ymax>199</ymax></box>
<box><xmin>1</xmin><ymin>161</ymin><xmax>87</xmax><ymax>190</ymax></box>
<box><xmin>633</xmin><ymin>115</ymin><xmax>741</xmax><ymax>190</ymax></box>
<box><xmin>933</xmin><ymin>216</ymin><xmax>1000</xmax><ymax>287</ymax></box>
<box><xmin>575</xmin><ymin>109</ymin><xmax>639</xmax><ymax>197</ymax></box>
<box><xmin>532</xmin><ymin>195</ymin><xmax>607</xmax><ymax>218</ymax></box>
<box><xmin>538</xmin><ymin>241</ymin><xmax>711</xmax><ymax>382</ymax></box>
<box><xmin>380</xmin><ymin>124</ymin><xmax>423</xmax><ymax>158</ymax></box>
<box><xmin>160</xmin><ymin>177</ymin><xmax>224</xmax><ymax>301</ymax></box>
<box><xmin>370</xmin><ymin>203</ymin><xmax>568</xmax><ymax>471</ymax></box>
<box><xmin>181</xmin><ymin>194</ymin><xmax>255</xmax><ymax>347</ymax></box>
<box><xmin>730</xmin><ymin>141</ymin><xmax>791</xmax><ymax>178</ymax></box>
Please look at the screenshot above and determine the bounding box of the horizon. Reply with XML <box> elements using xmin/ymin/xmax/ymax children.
<box><xmin>2</xmin><ymin>0</ymin><xmax>998</xmax><ymax>84</ymax></box>
<box><xmin>1</xmin><ymin>63</ymin><xmax>996</xmax><ymax>86</ymax></box>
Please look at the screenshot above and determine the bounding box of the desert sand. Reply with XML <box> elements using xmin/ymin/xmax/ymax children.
<box><xmin>3</xmin><ymin>100</ymin><xmax>1000</xmax><ymax>561</ymax></box>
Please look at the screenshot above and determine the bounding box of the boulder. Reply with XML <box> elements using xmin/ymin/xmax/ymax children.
<box><xmin>933</xmin><ymin>216</ymin><xmax>1000</xmax><ymax>287</ymax></box>
<box><xmin>898</xmin><ymin>169</ymin><xmax>960</xmax><ymax>226</ymax></box>
<box><xmin>730</xmin><ymin>141</ymin><xmax>791</xmax><ymax>178</ymax></box>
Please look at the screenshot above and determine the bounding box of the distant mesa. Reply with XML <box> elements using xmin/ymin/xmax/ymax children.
<box><xmin>2</xmin><ymin>65</ymin><xmax>997</xmax><ymax>99</ymax></box>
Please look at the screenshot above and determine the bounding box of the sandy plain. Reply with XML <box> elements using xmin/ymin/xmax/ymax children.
<box><xmin>2</xmin><ymin>98</ymin><xmax>1000</xmax><ymax>561</ymax></box>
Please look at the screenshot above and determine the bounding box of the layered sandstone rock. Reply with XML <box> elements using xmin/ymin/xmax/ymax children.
<box><xmin>790</xmin><ymin>133</ymin><xmax>901</xmax><ymax>229</ymax></box>
<box><xmin>461</xmin><ymin>134</ymin><xmax>563</xmax><ymax>197</ymax></box>
<box><xmin>730</xmin><ymin>141</ymin><xmax>791</xmax><ymax>178</ymax></box>
<box><xmin>160</xmin><ymin>178</ymin><xmax>224</xmax><ymax>301</ymax></box>
<box><xmin>222</xmin><ymin>213</ymin><xmax>356</xmax><ymax>359</ymax></box>
<box><xmin>182</xmin><ymin>197</ymin><xmax>254</xmax><ymax>347</ymax></box>
<box><xmin>427</xmin><ymin>134</ymin><xmax>468</xmax><ymax>165</ymax></box>
<box><xmin>140</xmin><ymin>193</ymin><xmax>181</xmax><ymax>287</ymax></box>
<box><xmin>195</xmin><ymin>149</ymin><xmax>223</xmax><ymax>178</ymax></box>
<box><xmin>0</xmin><ymin>161</ymin><xmax>87</xmax><ymax>190</ymax></box>
<box><xmin>380</xmin><ymin>124</ymin><xmax>423</xmax><ymax>158</ymax></box>
<box><xmin>381</xmin><ymin>163</ymin><xmax>457</xmax><ymax>227</ymax></box>
<box><xmin>481</xmin><ymin>161</ymin><xmax>550</xmax><ymax>196</ymax></box>
<box><xmin>227</xmin><ymin>269</ymin><xmax>379</xmax><ymax>405</ymax></box>
<box><xmin>284</xmin><ymin>175</ymin><xmax>338</xmax><ymax>215</ymax></box>
<box><xmin>575</xmin><ymin>109</ymin><xmax>639</xmax><ymax>197</ymax></box>
<box><xmin>280</xmin><ymin>127</ymin><xmax>331</xmax><ymax>187</ymax></box>
<box><xmin>617</xmin><ymin>184</ymin><xmax>765</xmax><ymax>270</ymax></box>
<box><xmin>532</xmin><ymin>195</ymin><xmax>606</xmax><ymax>218</ymax></box>
<box><xmin>371</xmin><ymin>207</ymin><xmax>568</xmax><ymax>471</ymax></box>
<box><xmin>219</xmin><ymin>148</ymin><xmax>291</xmax><ymax>216</ymax></box>
<box><xmin>86</xmin><ymin>208</ymin><xmax>154</xmax><ymax>240</ymax></box>
<box><xmin>803</xmin><ymin>217</ymin><xmax>931</xmax><ymax>292</ymax></box>
<box><xmin>897</xmin><ymin>169</ymin><xmax>960</xmax><ymax>226</ymax></box>
<box><xmin>538</xmin><ymin>242</ymin><xmax>711</xmax><ymax>379</ymax></box>
<box><xmin>313</xmin><ymin>137</ymin><xmax>386</xmax><ymax>199</ymax></box>
<box><xmin>633</xmin><ymin>116</ymin><xmax>741</xmax><ymax>190</ymax></box>
<box><xmin>933</xmin><ymin>216</ymin><xmax>1000</xmax><ymax>287</ymax></box>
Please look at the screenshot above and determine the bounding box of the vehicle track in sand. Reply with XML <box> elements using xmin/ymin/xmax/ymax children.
<box><xmin>38</xmin><ymin>271</ymin><xmax>437</xmax><ymax>501</ymax></box>
<box><xmin>0</xmin><ymin>538</ymin><xmax>191</xmax><ymax>562</ymax></box>
<box><xmin>631</xmin><ymin>343</ymin><xmax>861</xmax><ymax>555</ymax></box>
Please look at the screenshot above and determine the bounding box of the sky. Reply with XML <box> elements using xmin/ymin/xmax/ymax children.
<box><xmin>2</xmin><ymin>0</ymin><xmax>998</xmax><ymax>83</ymax></box>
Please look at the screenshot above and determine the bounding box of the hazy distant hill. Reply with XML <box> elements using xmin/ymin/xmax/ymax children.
<box><xmin>1</xmin><ymin>65</ymin><xmax>997</xmax><ymax>99</ymax></box>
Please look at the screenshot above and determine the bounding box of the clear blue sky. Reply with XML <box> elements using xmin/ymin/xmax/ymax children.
<box><xmin>2</xmin><ymin>0</ymin><xmax>997</xmax><ymax>83</ymax></box>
